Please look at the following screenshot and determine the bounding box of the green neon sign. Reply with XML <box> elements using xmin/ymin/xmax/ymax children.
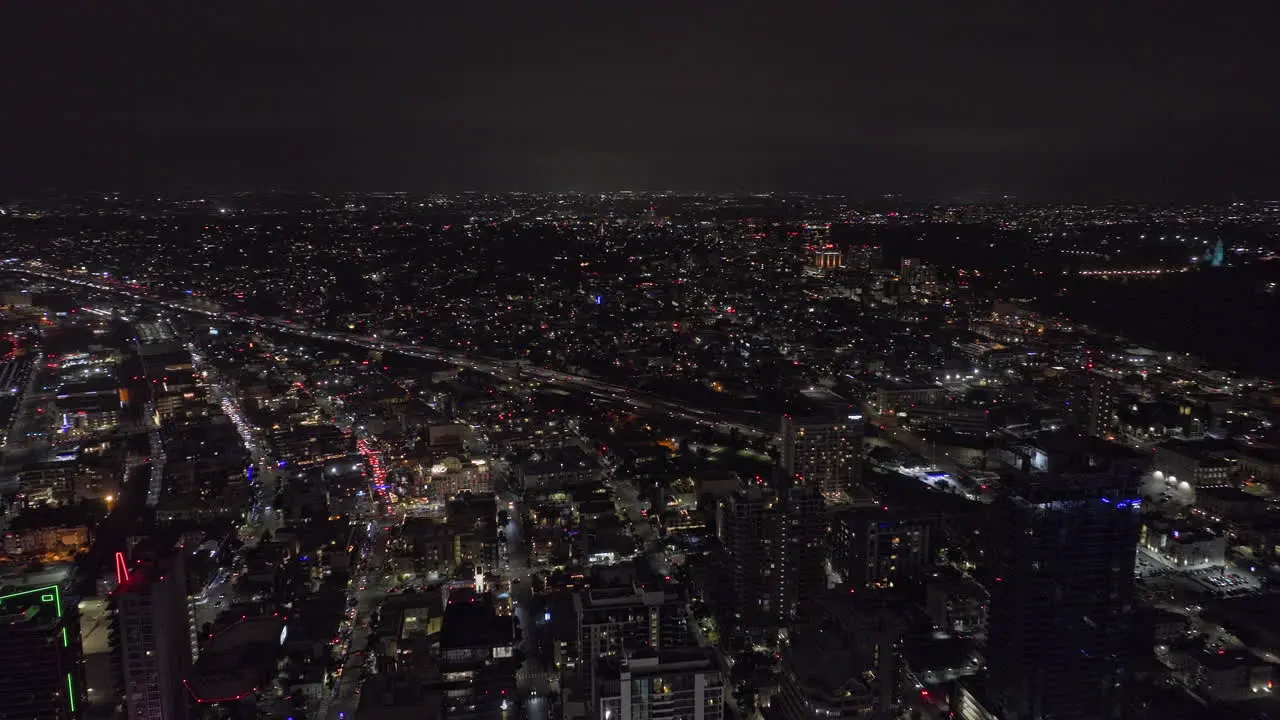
<box><xmin>0</xmin><ymin>584</ymin><xmax>64</xmax><ymax>618</ymax></box>
<box><xmin>0</xmin><ymin>586</ymin><xmax>75</xmax><ymax>715</ymax></box>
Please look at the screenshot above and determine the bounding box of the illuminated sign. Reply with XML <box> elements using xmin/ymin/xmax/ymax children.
<box><xmin>0</xmin><ymin>585</ymin><xmax>75</xmax><ymax>715</ymax></box>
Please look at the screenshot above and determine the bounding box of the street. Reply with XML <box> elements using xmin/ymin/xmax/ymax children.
<box><xmin>318</xmin><ymin>520</ymin><xmax>392</xmax><ymax>720</ymax></box>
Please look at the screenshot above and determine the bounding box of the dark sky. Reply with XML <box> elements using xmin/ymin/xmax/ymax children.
<box><xmin>2</xmin><ymin>2</ymin><xmax>1277</xmax><ymax>199</ymax></box>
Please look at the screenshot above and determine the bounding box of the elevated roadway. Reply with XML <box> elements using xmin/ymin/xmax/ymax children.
<box><xmin>6</xmin><ymin>265</ymin><xmax>772</xmax><ymax>439</ymax></box>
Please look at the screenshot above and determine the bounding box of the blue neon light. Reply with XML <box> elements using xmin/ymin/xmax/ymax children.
<box><xmin>1101</xmin><ymin>497</ymin><xmax>1142</xmax><ymax>505</ymax></box>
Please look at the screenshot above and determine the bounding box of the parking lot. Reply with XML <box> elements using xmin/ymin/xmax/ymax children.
<box><xmin>1188</xmin><ymin>566</ymin><xmax>1263</xmax><ymax>596</ymax></box>
<box><xmin>1136</xmin><ymin>547</ymin><xmax>1264</xmax><ymax>603</ymax></box>
<box><xmin>1140</xmin><ymin>471</ymin><xmax>1196</xmax><ymax>509</ymax></box>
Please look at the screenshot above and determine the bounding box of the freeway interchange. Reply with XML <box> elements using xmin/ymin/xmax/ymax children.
<box><xmin>8</xmin><ymin>265</ymin><xmax>771</xmax><ymax>440</ymax></box>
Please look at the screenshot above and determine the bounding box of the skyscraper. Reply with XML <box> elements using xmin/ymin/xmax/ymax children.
<box><xmin>776</xmin><ymin>485</ymin><xmax>826</xmax><ymax>628</ymax></box>
<box><xmin>111</xmin><ymin>550</ymin><xmax>197</xmax><ymax>720</ymax></box>
<box><xmin>780</xmin><ymin>414</ymin><xmax>864</xmax><ymax>496</ymax></box>
<box><xmin>717</xmin><ymin>484</ymin><xmax>779</xmax><ymax>643</ymax></box>
<box><xmin>0</xmin><ymin>579</ymin><xmax>85</xmax><ymax>719</ymax></box>
<box><xmin>831</xmin><ymin>507</ymin><xmax>936</xmax><ymax>591</ymax></box>
<box><xmin>717</xmin><ymin>482</ymin><xmax>827</xmax><ymax>644</ymax></box>
<box><xmin>1083</xmin><ymin>371</ymin><xmax>1120</xmax><ymax>438</ymax></box>
<box><xmin>985</xmin><ymin>433</ymin><xmax>1145</xmax><ymax>720</ymax></box>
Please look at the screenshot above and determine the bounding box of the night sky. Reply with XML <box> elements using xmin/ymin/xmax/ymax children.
<box><xmin>2</xmin><ymin>2</ymin><xmax>1277</xmax><ymax>198</ymax></box>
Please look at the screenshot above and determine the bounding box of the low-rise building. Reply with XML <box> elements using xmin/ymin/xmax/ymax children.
<box><xmin>1154</xmin><ymin>440</ymin><xmax>1234</xmax><ymax>492</ymax></box>
<box><xmin>1140</xmin><ymin>519</ymin><xmax>1226</xmax><ymax>568</ymax></box>
<box><xmin>519</xmin><ymin>446</ymin><xmax>601</xmax><ymax>491</ymax></box>
<box><xmin>1187</xmin><ymin>647</ymin><xmax>1274</xmax><ymax>703</ymax></box>
<box><xmin>925</xmin><ymin>572</ymin><xmax>988</xmax><ymax>636</ymax></box>
<box><xmin>422</xmin><ymin>456</ymin><xmax>492</xmax><ymax>500</ymax></box>
<box><xmin>1</xmin><ymin>525</ymin><xmax>90</xmax><ymax>560</ymax></box>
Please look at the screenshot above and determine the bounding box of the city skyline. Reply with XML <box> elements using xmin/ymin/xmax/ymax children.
<box><xmin>3</xmin><ymin>3</ymin><xmax>1280</xmax><ymax>718</ymax></box>
<box><xmin>2</xmin><ymin>194</ymin><xmax>1279</xmax><ymax>720</ymax></box>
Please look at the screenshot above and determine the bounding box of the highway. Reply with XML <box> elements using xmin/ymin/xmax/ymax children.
<box><xmin>8</xmin><ymin>266</ymin><xmax>771</xmax><ymax>440</ymax></box>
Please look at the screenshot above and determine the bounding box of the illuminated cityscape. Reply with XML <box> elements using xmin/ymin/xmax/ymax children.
<box><xmin>3</xmin><ymin>4</ymin><xmax>1280</xmax><ymax>720</ymax></box>
<box><xmin>1</xmin><ymin>193</ymin><xmax>1278</xmax><ymax>720</ymax></box>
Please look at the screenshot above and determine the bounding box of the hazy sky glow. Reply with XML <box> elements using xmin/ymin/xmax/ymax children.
<box><xmin>2</xmin><ymin>2</ymin><xmax>1277</xmax><ymax>198</ymax></box>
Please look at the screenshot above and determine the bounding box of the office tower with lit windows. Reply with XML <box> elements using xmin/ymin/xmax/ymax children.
<box><xmin>984</xmin><ymin>433</ymin><xmax>1145</xmax><ymax>720</ymax></box>
<box><xmin>111</xmin><ymin>551</ymin><xmax>197</xmax><ymax>720</ymax></box>
<box><xmin>780</xmin><ymin>414</ymin><xmax>864</xmax><ymax>495</ymax></box>
<box><xmin>0</xmin><ymin>580</ymin><xmax>85</xmax><ymax>719</ymax></box>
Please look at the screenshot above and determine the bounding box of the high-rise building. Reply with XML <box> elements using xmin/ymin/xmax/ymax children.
<box><xmin>719</xmin><ymin>483</ymin><xmax>829</xmax><ymax>642</ymax></box>
<box><xmin>1066</xmin><ymin>370</ymin><xmax>1120</xmax><ymax>438</ymax></box>
<box><xmin>780</xmin><ymin>414</ymin><xmax>865</xmax><ymax>495</ymax></box>
<box><xmin>574</xmin><ymin>578</ymin><xmax>690</xmax><ymax>704</ymax></box>
<box><xmin>845</xmin><ymin>244</ymin><xmax>882</xmax><ymax>271</ymax></box>
<box><xmin>0</xmin><ymin>578</ymin><xmax>85</xmax><ymax>719</ymax></box>
<box><xmin>596</xmin><ymin>649</ymin><xmax>724</xmax><ymax>720</ymax></box>
<box><xmin>776</xmin><ymin>485</ymin><xmax>826</xmax><ymax>628</ymax></box>
<box><xmin>900</xmin><ymin>257</ymin><xmax>936</xmax><ymax>288</ymax></box>
<box><xmin>111</xmin><ymin>550</ymin><xmax>197</xmax><ymax>720</ymax></box>
<box><xmin>984</xmin><ymin>433</ymin><xmax>1145</xmax><ymax>720</ymax></box>
<box><xmin>831</xmin><ymin>507</ymin><xmax>936</xmax><ymax>591</ymax></box>
<box><xmin>717</xmin><ymin>485</ymin><xmax>779</xmax><ymax>643</ymax></box>
<box><xmin>900</xmin><ymin>257</ymin><xmax>921</xmax><ymax>283</ymax></box>
<box><xmin>778</xmin><ymin>593</ymin><xmax>904</xmax><ymax>720</ymax></box>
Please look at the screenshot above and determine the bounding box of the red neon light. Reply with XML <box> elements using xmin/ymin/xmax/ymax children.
<box><xmin>115</xmin><ymin>552</ymin><xmax>131</xmax><ymax>585</ymax></box>
<box><xmin>182</xmin><ymin>679</ymin><xmax>255</xmax><ymax>704</ymax></box>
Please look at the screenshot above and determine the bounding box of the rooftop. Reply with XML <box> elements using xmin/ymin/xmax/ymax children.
<box><xmin>185</xmin><ymin>614</ymin><xmax>285</xmax><ymax>705</ymax></box>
